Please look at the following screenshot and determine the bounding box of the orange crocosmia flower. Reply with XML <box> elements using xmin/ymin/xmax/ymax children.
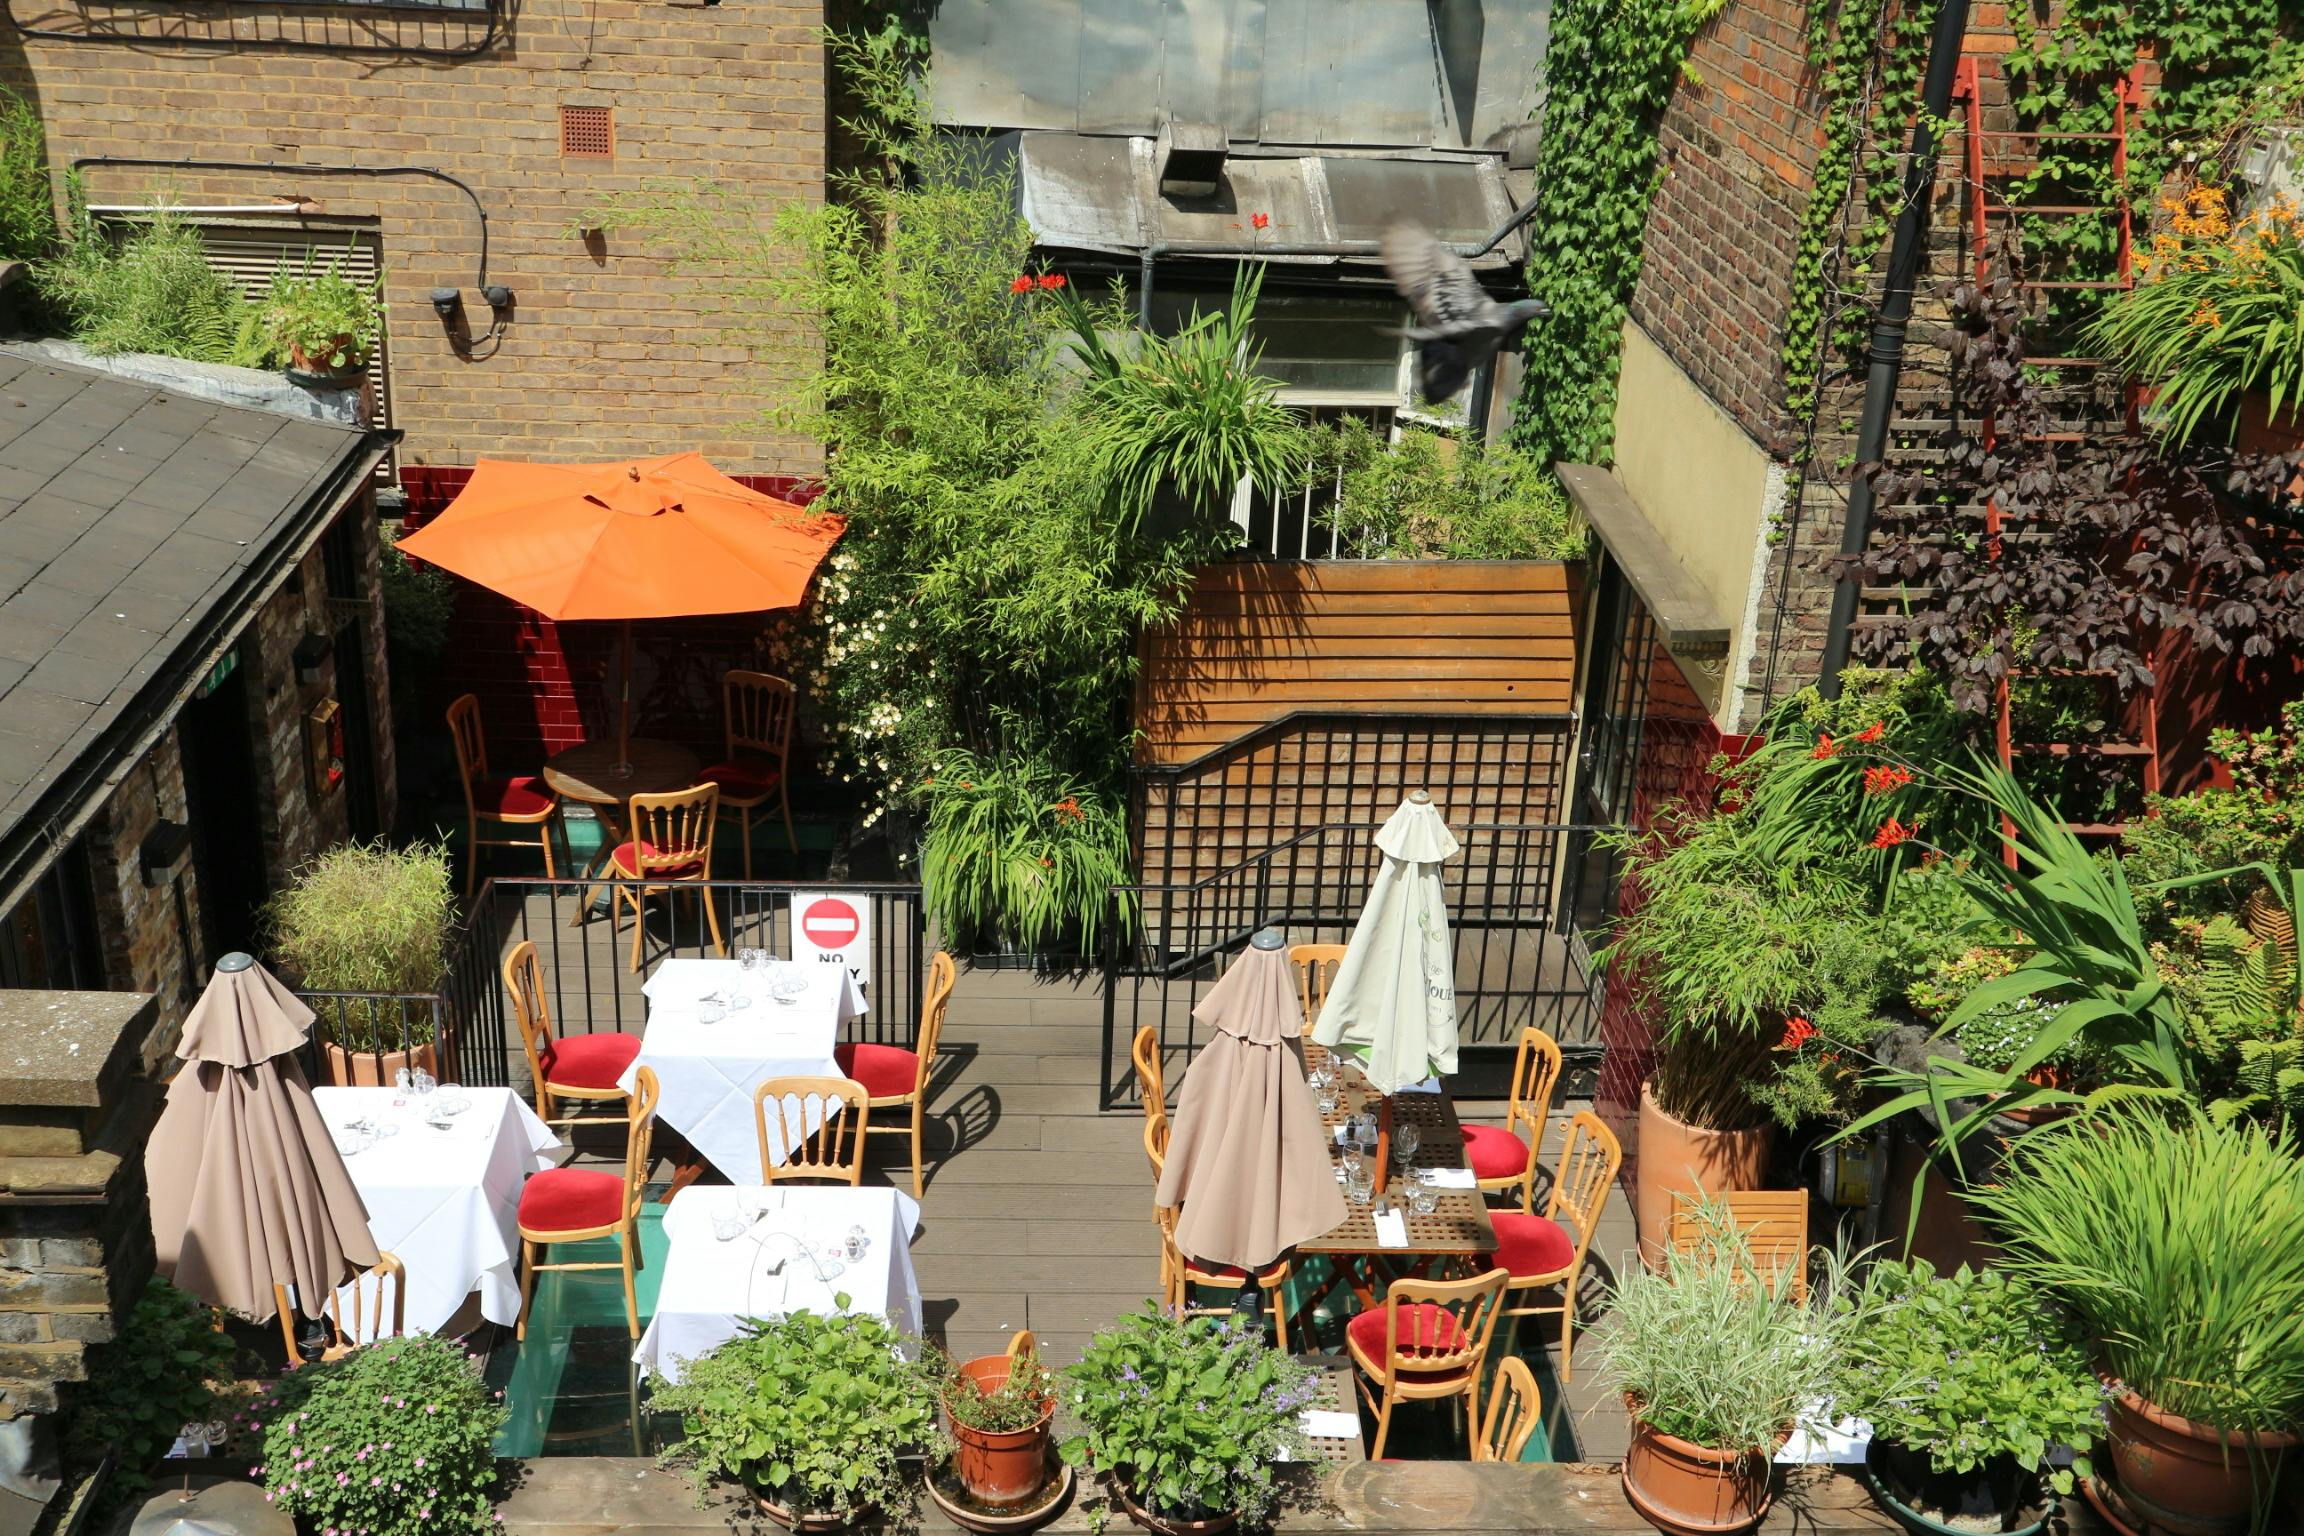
<box><xmin>1871</xmin><ymin>817</ymin><xmax>1916</xmax><ymax>849</ymax></box>
<box><xmin>1775</xmin><ymin>1016</ymin><xmax>1817</xmax><ymax>1051</ymax></box>
<box><xmin>1855</xmin><ymin>720</ymin><xmax>1886</xmax><ymax>743</ymax></box>
<box><xmin>1863</xmin><ymin>764</ymin><xmax>1915</xmax><ymax>795</ymax></box>
<box><xmin>1009</xmin><ymin>275</ymin><xmax>1033</xmax><ymax>294</ymax></box>
<box><xmin>1812</xmin><ymin>733</ymin><xmax>1839</xmax><ymax>760</ymax></box>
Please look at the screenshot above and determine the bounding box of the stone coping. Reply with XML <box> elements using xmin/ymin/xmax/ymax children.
<box><xmin>0</xmin><ymin>993</ymin><xmax>153</xmax><ymax>1111</ymax></box>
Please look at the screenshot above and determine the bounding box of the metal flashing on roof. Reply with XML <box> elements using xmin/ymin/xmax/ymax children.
<box><xmin>1554</xmin><ymin>462</ymin><xmax>1731</xmax><ymax>658</ymax></box>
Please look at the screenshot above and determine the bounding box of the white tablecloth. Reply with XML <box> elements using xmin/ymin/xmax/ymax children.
<box><xmin>633</xmin><ymin>1184</ymin><xmax>922</xmax><ymax>1384</ymax></box>
<box><xmin>313</xmin><ymin>1087</ymin><xmax>562</xmax><ymax>1337</ymax></box>
<box><xmin>618</xmin><ymin>958</ymin><xmax>864</xmax><ymax>1184</ymax></box>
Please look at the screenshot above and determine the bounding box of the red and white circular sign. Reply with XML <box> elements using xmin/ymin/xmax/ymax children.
<box><xmin>801</xmin><ymin>896</ymin><xmax>860</xmax><ymax>950</ymax></box>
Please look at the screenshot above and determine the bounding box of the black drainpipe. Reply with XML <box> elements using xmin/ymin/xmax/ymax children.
<box><xmin>1816</xmin><ymin>0</ymin><xmax>1974</xmax><ymax>697</ymax></box>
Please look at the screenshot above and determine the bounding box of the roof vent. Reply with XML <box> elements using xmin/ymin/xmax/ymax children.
<box><xmin>1157</xmin><ymin>120</ymin><xmax>1227</xmax><ymax>202</ymax></box>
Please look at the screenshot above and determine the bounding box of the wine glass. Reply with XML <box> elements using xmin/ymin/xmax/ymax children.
<box><xmin>411</xmin><ymin>1069</ymin><xmax>437</xmax><ymax>1101</ymax></box>
<box><xmin>1394</xmin><ymin>1122</ymin><xmax>1423</xmax><ymax>1171</ymax></box>
<box><xmin>1314</xmin><ymin>1085</ymin><xmax>1341</xmax><ymax>1118</ymax></box>
<box><xmin>734</xmin><ymin>947</ymin><xmax>768</xmax><ymax>1009</ymax></box>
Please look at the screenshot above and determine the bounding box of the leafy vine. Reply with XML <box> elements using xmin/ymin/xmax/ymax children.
<box><xmin>1507</xmin><ymin>0</ymin><xmax>1727</xmax><ymax>467</ymax></box>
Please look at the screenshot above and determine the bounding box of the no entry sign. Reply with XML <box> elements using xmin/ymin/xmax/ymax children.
<box><xmin>790</xmin><ymin>890</ymin><xmax>870</xmax><ymax>993</ymax></box>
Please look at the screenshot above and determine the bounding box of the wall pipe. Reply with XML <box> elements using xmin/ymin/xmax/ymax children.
<box><xmin>1815</xmin><ymin>0</ymin><xmax>1974</xmax><ymax>697</ymax></box>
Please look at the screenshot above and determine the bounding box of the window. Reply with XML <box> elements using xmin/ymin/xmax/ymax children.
<box><xmin>0</xmin><ymin>843</ymin><xmax>104</xmax><ymax>991</ymax></box>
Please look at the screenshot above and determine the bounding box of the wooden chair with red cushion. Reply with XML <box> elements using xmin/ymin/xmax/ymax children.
<box><xmin>833</xmin><ymin>949</ymin><xmax>955</xmax><ymax>1197</ymax></box>
<box><xmin>701</xmin><ymin>670</ymin><xmax>797</xmax><ymax>879</ymax></box>
<box><xmin>1476</xmin><ymin>1110</ymin><xmax>1620</xmax><ymax>1382</ymax></box>
<box><xmin>517</xmin><ymin>1065</ymin><xmax>660</xmax><ymax>1340</ymax></box>
<box><xmin>1459</xmin><ymin>1025</ymin><xmax>1563</xmax><ymax>1211</ymax></box>
<box><xmin>1141</xmin><ymin>1111</ymin><xmax>1293</xmax><ymax>1350</ymax></box>
<box><xmin>1346</xmin><ymin>1266</ymin><xmax>1511</xmax><ymax>1460</ymax></box>
<box><xmin>611</xmin><ymin>783</ymin><xmax>726</xmax><ymax>972</ymax></box>
<box><xmin>447</xmin><ymin>693</ymin><xmax>560</xmax><ymax>898</ymax></box>
<box><xmin>503</xmin><ymin>938</ymin><xmax>641</xmax><ymax>1129</ymax></box>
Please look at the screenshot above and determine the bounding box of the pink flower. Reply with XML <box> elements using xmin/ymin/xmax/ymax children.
<box><xmin>371</xmin><ymin>1476</ymin><xmax>382</xmax><ymax>1486</ymax></box>
<box><xmin>413</xmin><ymin>1458</ymin><xmax>425</xmax><ymax>1469</ymax></box>
<box><xmin>263</xmin><ymin>1494</ymin><xmax>275</xmax><ymax>1504</ymax></box>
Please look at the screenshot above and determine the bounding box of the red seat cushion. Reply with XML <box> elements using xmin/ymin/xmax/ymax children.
<box><xmin>518</xmin><ymin>1168</ymin><xmax>625</xmax><ymax>1234</ymax></box>
<box><xmin>834</xmin><ymin>1041</ymin><xmax>919</xmax><ymax>1099</ymax></box>
<box><xmin>475</xmin><ymin>774</ymin><xmax>555</xmax><ymax>818</ymax></box>
<box><xmin>609</xmin><ymin>840</ymin><xmax>706</xmax><ymax>879</ymax></box>
<box><xmin>1347</xmin><ymin>1303</ymin><xmax>1471</xmax><ymax>1368</ymax></box>
<box><xmin>540</xmin><ymin>1030</ymin><xmax>642</xmax><ymax>1091</ymax></box>
<box><xmin>701</xmin><ymin>755</ymin><xmax>783</xmax><ymax>801</ymax></box>
<box><xmin>1462</xmin><ymin>1123</ymin><xmax>1532</xmax><ymax>1181</ymax></box>
<box><xmin>1483</xmin><ymin>1211</ymin><xmax>1577</xmax><ymax>1281</ymax></box>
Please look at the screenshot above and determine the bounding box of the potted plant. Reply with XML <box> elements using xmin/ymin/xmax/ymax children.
<box><xmin>1970</xmin><ymin>1112</ymin><xmax>2304</xmax><ymax>1535</ymax></box>
<box><xmin>939</xmin><ymin>1344</ymin><xmax>1057</xmax><ymax>1510</ymax></box>
<box><xmin>267</xmin><ymin>250</ymin><xmax>383</xmax><ymax>387</ymax></box>
<box><xmin>1837</xmin><ymin>1260</ymin><xmax>2104</xmax><ymax>1534</ymax></box>
<box><xmin>253</xmin><ymin>1334</ymin><xmax>505</xmax><ymax>1536</ymax></box>
<box><xmin>264</xmin><ymin>840</ymin><xmax>456</xmax><ymax>1086</ymax></box>
<box><xmin>919</xmin><ymin>750</ymin><xmax>1134</xmax><ymax>966</ymax></box>
<box><xmin>653</xmin><ymin>1307</ymin><xmax>941</xmax><ymax>1530</ymax></box>
<box><xmin>1058</xmin><ymin>1306</ymin><xmax>1319</xmax><ymax>1535</ymax></box>
<box><xmin>1593</xmin><ymin>1203</ymin><xmax>1894</xmax><ymax>1534</ymax></box>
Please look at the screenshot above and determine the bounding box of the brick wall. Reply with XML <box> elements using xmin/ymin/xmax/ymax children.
<box><xmin>4</xmin><ymin>0</ymin><xmax>823</xmax><ymax>473</ymax></box>
<box><xmin>84</xmin><ymin>736</ymin><xmax>200</xmax><ymax>1023</ymax></box>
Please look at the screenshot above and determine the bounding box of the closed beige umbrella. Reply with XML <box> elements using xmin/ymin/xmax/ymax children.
<box><xmin>146</xmin><ymin>954</ymin><xmax>378</xmax><ymax>1323</ymax></box>
<box><xmin>1155</xmin><ymin>932</ymin><xmax>1347</xmax><ymax>1270</ymax></box>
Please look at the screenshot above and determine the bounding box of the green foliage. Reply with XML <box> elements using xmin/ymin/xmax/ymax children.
<box><xmin>267</xmin><ymin>250</ymin><xmax>383</xmax><ymax>374</ymax></box>
<box><xmin>933</xmin><ymin>1346</ymin><xmax>1054</xmax><ymax>1435</ymax></box>
<box><xmin>380</xmin><ymin>525</ymin><xmax>455</xmax><ymax>735</ymax></box>
<box><xmin>1594</xmin><ymin>1201</ymin><xmax>1893</xmax><ymax>1455</ymax></box>
<box><xmin>1058</xmin><ymin>267</ymin><xmax>1307</xmax><ymax>536</ymax></box>
<box><xmin>654</xmin><ymin>1307</ymin><xmax>941</xmax><ymax>1518</ymax></box>
<box><xmin>0</xmin><ymin>88</ymin><xmax>58</xmax><ymax>265</ymax></box>
<box><xmin>256</xmin><ymin>1334</ymin><xmax>504</xmax><ymax>1536</ymax></box>
<box><xmin>1970</xmin><ymin>1111</ymin><xmax>2304</xmax><ymax>1434</ymax></box>
<box><xmin>264</xmin><ymin>840</ymin><xmax>456</xmax><ymax>1051</ymax></box>
<box><xmin>2226</xmin><ymin>1033</ymin><xmax>2304</xmax><ymax>1126</ymax></box>
<box><xmin>1834</xmin><ymin>1261</ymin><xmax>2103</xmax><ymax>1495</ymax></box>
<box><xmin>920</xmin><ymin>749</ymin><xmax>1135</xmax><ymax>954</ymax></box>
<box><xmin>62</xmin><ymin>1280</ymin><xmax>233</xmax><ymax>1503</ymax></box>
<box><xmin>39</xmin><ymin>206</ymin><xmax>275</xmax><ymax>367</ymax></box>
<box><xmin>2122</xmin><ymin>786</ymin><xmax>2300</xmax><ymax>928</ymax></box>
<box><xmin>1305</xmin><ymin>418</ymin><xmax>1584</xmax><ymax>560</ymax></box>
<box><xmin>1057</xmin><ymin>1306</ymin><xmax>1317</xmax><ymax>1526</ymax></box>
<box><xmin>1507</xmin><ymin>0</ymin><xmax>1727</xmax><ymax>465</ymax></box>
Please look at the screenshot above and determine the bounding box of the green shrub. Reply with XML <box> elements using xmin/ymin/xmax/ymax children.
<box><xmin>256</xmin><ymin>1334</ymin><xmax>504</xmax><ymax>1536</ymax></box>
<box><xmin>39</xmin><ymin>206</ymin><xmax>274</xmax><ymax>366</ymax></box>
<box><xmin>920</xmin><ymin>749</ymin><xmax>1134</xmax><ymax>954</ymax></box>
<box><xmin>0</xmin><ymin>89</ymin><xmax>58</xmax><ymax>265</ymax></box>
<box><xmin>264</xmin><ymin>841</ymin><xmax>455</xmax><ymax>1051</ymax></box>
<box><xmin>62</xmin><ymin>1280</ymin><xmax>234</xmax><ymax>1504</ymax></box>
<box><xmin>1308</xmin><ymin>417</ymin><xmax>1583</xmax><ymax>560</ymax></box>
<box><xmin>266</xmin><ymin>250</ymin><xmax>383</xmax><ymax>374</ymax></box>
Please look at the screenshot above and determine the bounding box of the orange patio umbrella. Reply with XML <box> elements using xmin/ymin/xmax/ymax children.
<box><xmin>396</xmin><ymin>452</ymin><xmax>844</xmax><ymax>767</ymax></box>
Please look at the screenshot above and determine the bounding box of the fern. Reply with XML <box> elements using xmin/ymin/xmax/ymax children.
<box><xmin>36</xmin><ymin>206</ymin><xmax>278</xmax><ymax>367</ymax></box>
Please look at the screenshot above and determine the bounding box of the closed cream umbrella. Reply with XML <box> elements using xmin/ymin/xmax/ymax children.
<box><xmin>1155</xmin><ymin>931</ymin><xmax>1347</xmax><ymax>1271</ymax></box>
<box><xmin>145</xmin><ymin>954</ymin><xmax>378</xmax><ymax>1323</ymax></box>
<box><xmin>1310</xmin><ymin>791</ymin><xmax>1460</xmax><ymax>1188</ymax></box>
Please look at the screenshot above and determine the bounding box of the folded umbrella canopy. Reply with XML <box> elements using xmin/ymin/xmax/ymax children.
<box><xmin>146</xmin><ymin>955</ymin><xmax>378</xmax><ymax>1323</ymax></box>
<box><xmin>1311</xmin><ymin>792</ymin><xmax>1462</xmax><ymax>1094</ymax></box>
<box><xmin>394</xmin><ymin>452</ymin><xmax>846</xmax><ymax>764</ymax></box>
<box><xmin>1155</xmin><ymin>933</ymin><xmax>1347</xmax><ymax>1270</ymax></box>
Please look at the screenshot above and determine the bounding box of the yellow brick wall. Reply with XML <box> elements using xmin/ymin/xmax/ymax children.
<box><xmin>1</xmin><ymin>0</ymin><xmax>823</xmax><ymax>473</ymax></box>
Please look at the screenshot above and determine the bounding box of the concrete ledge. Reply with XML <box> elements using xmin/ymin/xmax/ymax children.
<box><xmin>498</xmin><ymin>1457</ymin><xmax>2116</xmax><ymax>1534</ymax></box>
<box><xmin>1555</xmin><ymin>461</ymin><xmax>1732</xmax><ymax>659</ymax></box>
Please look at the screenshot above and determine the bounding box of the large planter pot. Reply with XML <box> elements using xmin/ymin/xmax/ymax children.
<box><xmin>320</xmin><ymin>1039</ymin><xmax>439</xmax><ymax>1089</ymax></box>
<box><xmin>1107</xmin><ymin>1473</ymin><xmax>1236</xmax><ymax>1536</ymax></box>
<box><xmin>1634</xmin><ymin>1083</ymin><xmax>1770</xmax><ymax>1266</ymax></box>
<box><xmin>286</xmin><ymin>336</ymin><xmax>367</xmax><ymax>390</ymax></box>
<box><xmin>2103</xmin><ymin>1388</ymin><xmax>2299</xmax><ymax>1536</ymax></box>
<box><xmin>1620</xmin><ymin>1409</ymin><xmax>1782</xmax><ymax>1534</ymax></box>
<box><xmin>947</xmin><ymin>1355</ymin><xmax>1056</xmax><ymax>1508</ymax></box>
<box><xmin>754</xmin><ymin>1490</ymin><xmax>863</xmax><ymax>1533</ymax></box>
<box><xmin>1862</xmin><ymin>1437</ymin><xmax>2049</xmax><ymax>1535</ymax></box>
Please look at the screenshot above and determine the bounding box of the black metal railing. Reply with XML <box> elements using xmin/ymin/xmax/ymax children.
<box><xmin>1100</xmin><ymin>820</ymin><xmax>1606</xmax><ymax>1109</ymax></box>
<box><xmin>290</xmin><ymin>876</ymin><xmax>927</xmax><ymax>1096</ymax></box>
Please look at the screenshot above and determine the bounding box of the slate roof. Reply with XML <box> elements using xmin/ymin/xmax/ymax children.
<box><xmin>0</xmin><ymin>351</ymin><xmax>381</xmax><ymax>886</ymax></box>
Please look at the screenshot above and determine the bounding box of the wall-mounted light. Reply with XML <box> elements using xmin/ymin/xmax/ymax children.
<box><xmin>292</xmin><ymin>631</ymin><xmax>333</xmax><ymax>684</ymax></box>
<box><xmin>139</xmin><ymin>820</ymin><xmax>191</xmax><ymax>887</ymax></box>
<box><xmin>430</xmin><ymin>287</ymin><xmax>464</xmax><ymax>324</ymax></box>
<box><xmin>481</xmin><ymin>284</ymin><xmax>515</xmax><ymax>314</ymax></box>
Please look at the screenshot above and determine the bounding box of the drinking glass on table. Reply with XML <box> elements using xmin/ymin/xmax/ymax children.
<box><xmin>1344</xmin><ymin>1157</ymin><xmax>1374</xmax><ymax>1207</ymax></box>
<box><xmin>734</xmin><ymin>948</ymin><xmax>769</xmax><ymax>1009</ymax></box>
<box><xmin>1314</xmin><ymin>1085</ymin><xmax>1341</xmax><ymax>1118</ymax></box>
<box><xmin>1408</xmin><ymin>1181</ymin><xmax>1440</xmax><ymax>1216</ymax></box>
<box><xmin>410</xmin><ymin>1068</ymin><xmax>437</xmax><ymax>1101</ymax></box>
<box><xmin>1393</xmin><ymin>1122</ymin><xmax>1422</xmax><ymax>1172</ymax></box>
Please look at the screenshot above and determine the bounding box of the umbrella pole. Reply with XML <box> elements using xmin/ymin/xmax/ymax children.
<box><xmin>613</xmin><ymin>619</ymin><xmax>634</xmax><ymax>778</ymax></box>
<box><xmin>1374</xmin><ymin>1094</ymin><xmax>1394</xmax><ymax>1195</ymax></box>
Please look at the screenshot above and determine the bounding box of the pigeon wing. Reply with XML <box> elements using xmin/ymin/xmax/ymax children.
<box><xmin>1416</xmin><ymin>338</ymin><xmax>1476</xmax><ymax>403</ymax></box>
<box><xmin>1381</xmin><ymin>222</ymin><xmax>1500</xmax><ymax>336</ymax></box>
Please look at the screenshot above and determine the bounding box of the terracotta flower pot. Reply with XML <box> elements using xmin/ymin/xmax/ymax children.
<box><xmin>1862</xmin><ymin>1437</ymin><xmax>2049</xmax><ymax>1536</ymax></box>
<box><xmin>288</xmin><ymin>335</ymin><xmax>366</xmax><ymax>387</ymax></box>
<box><xmin>947</xmin><ymin>1355</ymin><xmax>1056</xmax><ymax>1508</ymax></box>
<box><xmin>753</xmin><ymin>1491</ymin><xmax>858</xmax><ymax>1532</ymax></box>
<box><xmin>1634</xmin><ymin>1082</ymin><xmax>1771</xmax><ymax>1266</ymax></box>
<box><xmin>320</xmin><ymin>1039</ymin><xmax>439</xmax><ymax>1088</ymax></box>
<box><xmin>2104</xmin><ymin>1388</ymin><xmax>2299</xmax><ymax>1536</ymax></box>
<box><xmin>1620</xmin><ymin>1407</ymin><xmax>1782</xmax><ymax>1534</ymax></box>
<box><xmin>1107</xmin><ymin>1473</ymin><xmax>1236</xmax><ymax>1536</ymax></box>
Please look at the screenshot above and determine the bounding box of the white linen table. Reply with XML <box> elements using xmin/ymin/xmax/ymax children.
<box><xmin>632</xmin><ymin>1184</ymin><xmax>922</xmax><ymax>1384</ymax></box>
<box><xmin>618</xmin><ymin>958</ymin><xmax>864</xmax><ymax>1184</ymax></box>
<box><xmin>313</xmin><ymin>1086</ymin><xmax>562</xmax><ymax>1337</ymax></box>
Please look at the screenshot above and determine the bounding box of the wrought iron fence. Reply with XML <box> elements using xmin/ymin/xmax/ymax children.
<box><xmin>1100</xmin><ymin>820</ymin><xmax>1607</xmax><ymax>1109</ymax></box>
<box><xmin>290</xmin><ymin>876</ymin><xmax>927</xmax><ymax>1095</ymax></box>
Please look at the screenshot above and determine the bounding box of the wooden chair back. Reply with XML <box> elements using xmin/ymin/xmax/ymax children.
<box><xmin>620</xmin><ymin>1067</ymin><xmax>662</xmax><ymax>1220</ymax></box>
<box><xmin>1289</xmin><ymin>943</ymin><xmax>1349</xmax><ymax>1031</ymax></box>
<box><xmin>503</xmin><ymin>939</ymin><xmax>556</xmax><ymax>1094</ymax></box>
<box><xmin>724</xmin><ymin>671</ymin><xmax>796</xmax><ymax>763</ymax></box>
<box><xmin>1475</xmin><ymin>1355</ymin><xmax>1542</xmax><ymax>1463</ymax></box>
<box><xmin>1142</xmin><ymin>1104</ymin><xmax>1170</xmax><ymax>1181</ymax></box>
<box><xmin>1505</xmin><ymin>1027</ymin><xmax>1565</xmax><ymax>1206</ymax></box>
<box><xmin>1006</xmin><ymin>1328</ymin><xmax>1037</xmax><ymax>1360</ymax></box>
<box><xmin>446</xmin><ymin>694</ymin><xmax>489</xmax><ymax>802</ymax></box>
<box><xmin>754</xmin><ymin>1075</ymin><xmax>871</xmax><ymax>1185</ymax></box>
<box><xmin>1544</xmin><ymin>1111</ymin><xmax>1622</xmax><ymax>1251</ymax></box>
<box><xmin>1131</xmin><ymin>1026</ymin><xmax>1165</xmax><ymax>1108</ymax></box>
<box><xmin>914</xmin><ymin>950</ymin><xmax>957</xmax><ymax>1090</ymax></box>
<box><xmin>1372</xmin><ymin>1268</ymin><xmax>1509</xmax><ymax>1380</ymax></box>
<box><xmin>276</xmin><ymin>1253</ymin><xmax>406</xmax><ymax>1367</ymax></box>
<box><xmin>1669</xmin><ymin>1189</ymin><xmax>1811</xmax><ymax>1302</ymax></box>
<box><xmin>625</xmin><ymin>783</ymin><xmax>719</xmax><ymax>879</ymax></box>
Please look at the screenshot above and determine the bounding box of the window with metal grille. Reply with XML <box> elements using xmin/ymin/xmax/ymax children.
<box><xmin>560</xmin><ymin>106</ymin><xmax>613</xmax><ymax>159</ymax></box>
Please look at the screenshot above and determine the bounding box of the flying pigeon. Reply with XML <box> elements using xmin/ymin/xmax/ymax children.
<box><xmin>1380</xmin><ymin>222</ymin><xmax>1551</xmax><ymax>403</ymax></box>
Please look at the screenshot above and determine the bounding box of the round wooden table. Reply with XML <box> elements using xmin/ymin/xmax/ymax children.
<box><xmin>541</xmin><ymin>739</ymin><xmax>703</xmax><ymax>923</ymax></box>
